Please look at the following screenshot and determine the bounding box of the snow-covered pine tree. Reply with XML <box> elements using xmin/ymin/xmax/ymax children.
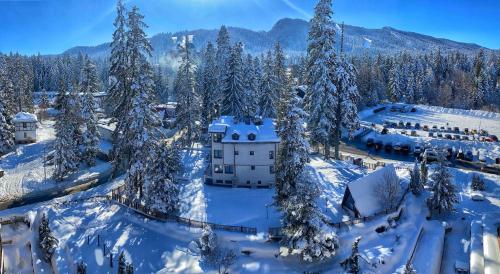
<box><xmin>403</xmin><ymin>263</ymin><xmax>417</xmax><ymax>274</ymax></box>
<box><xmin>77</xmin><ymin>261</ymin><xmax>87</xmax><ymax>274</ymax></box>
<box><xmin>259</xmin><ymin>51</ymin><xmax>278</xmax><ymax>118</ymax></box>
<box><xmin>118</xmin><ymin>252</ymin><xmax>127</xmax><ymax>274</ymax></box>
<box><xmin>409</xmin><ymin>159</ymin><xmax>423</xmax><ymax>195</ymax></box>
<box><xmin>388</xmin><ymin>61</ymin><xmax>402</xmax><ymax>102</ymax></box>
<box><xmin>340</xmin><ymin>237</ymin><xmax>362</xmax><ymax>273</ymax></box>
<box><xmin>38</xmin><ymin>214</ymin><xmax>58</xmax><ymax>262</ymax></box>
<box><xmin>274</xmin><ymin>42</ymin><xmax>290</xmax><ymax>131</ymax></box>
<box><xmin>472</xmin><ymin>49</ymin><xmax>490</xmax><ymax>109</ymax></box>
<box><xmin>333</xmin><ymin>24</ymin><xmax>360</xmax><ymax>159</ymax></box>
<box><xmin>53</xmin><ymin>85</ymin><xmax>80</xmax><ymax>181</ymax></box>
<box><xmin>252</xmin><ymin>56</ymin><xmax>263</xmax><ymax>114</ymax></box>
<box><xmin>175</xmin><ymin>35</ymin><xmax>200</xmax><ymax>144</ymax></box>
<box><xmin>420</xmin><ymin>160</ymin><xmax>428</xmax><ymax>186</ymax></box>
<box><xmin>428</xmin><ymin>156</ymin><xmax>458</xmax><ymax>214</ymax></box>
<box><xmin>280</xmin><ymin>179</ymin><xmax>338</xmax><ymax>262</ymax></box>
<box><xmin>0</xmin><ymin>97</ymin><xmax>15</xmax><ymax>155</ymax></box>
<box><xmin>80</xmin><ymin>56</ymin><xmax>101</xmax><ymax>166</ymax></box>
<box><xmin>54</xmin><ymin>58</ymin><xmax>70</xmax><ymax>111</ymax></box>
<box><xmin>275</xmin><ymin>89</ymin><xmax>309</xmax><ymax>206</ymax></box>
<box><xmin>0</xmin><ymin>58</ymin><xmax>16</xmax><ymax>119</ymax></box>
<box><xmin>215</xmin><ymin>25</ymin><xmax>231</xmax><ymax>115</ymax></box>
<box><xmin>221</xmin><ymin>42</ymin><xmax>246</xmax><ymax>120</ymax></box>
<box><xmin>243</xmin><ymin>54</ymin><xmax>259</xmax><ymax>118</ymax></box>
<box><xmin>199</xmin><ymin>42</ymin><xmax>218</xmax><ymax>130</ymax></box>
<box><xmin>106</xmin><ymin>0</ymin><xmax>130</xmax><ymax>118</ymax></box>
<box><xmin>471</xmin><ymin>173</ymin><xmax>485</xmax><ymax>191</ymax></box>
<box><xmin>153</xmin><ymin>66</ymin><xmax>169</xmax><ymax>102</ymax></box>
<box><xmin>126</xmin><ymin>263</ymin><xmax>134</xmax><ymax>274</ymax></box>
<box><xmin>144</xmin><ymin>142</ymin><xmax>181</xmax><ymax>213</ymax></box>
<box><xmin>199</xmin><ymin>226</ymin><xmax>218</xmax><ymax>258</ymax></box>
<box><xmin>304</xmin><ymin>0</ymin><xmax>338</xmax><ymax>158</ymax></box>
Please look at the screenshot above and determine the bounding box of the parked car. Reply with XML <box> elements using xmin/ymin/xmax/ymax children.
<box><xmin>366</xmin><ymin>138</ymin><xmax>374</xmax><ymax>147</ymax></box>
<box><xmin>447</xmin><ymin>127</ymin><xmax>452</xmax><ymax>132</ymax></box>
<box><xmin>398</xmin><ymin>121</ymin><xmax>405</xmax><ymax>128</ymax></box>
<box><xmin>413</xmin><ymin>145</ymin><xmax>423</xmax><ymax>156</ymax></box>
<box><xmin>454</xmin><ymin>127</ymin><xmax>460</xmax><ymax>133</ymax></box>
<box><xmin>401</xmin><ymin>130</ymin><xmax>407</xmax><ymax>135</ymax></box>
<box><xmin>445</xmin><ymin>147</ymin><xmax>453</xmax><ymax>160</ymax></box>
<box><xmin>445</xmin><ymin>134</ymin><xmax>452</xmax><ymax>140</ymax></box>
<box><xmin>461</xmin><ymin>135</ymin><xmax>469</xmax><ymax>141</ymax></box>
<box><xmin>481</xmin><ymin>164</ymin><xmax>500</xmax><ymax>175</ymax></box>
<box><xmin>410</xmin><ymin>107</ymin><xmax>417</xmax><ymax>112</ymax></box>
<box><xmin>384</xmin><ymin>121</ymin><xmax>391</xmax><ymax>127</ymax></box>
<box><xmin>490</xmin><ymin>135</ymin><xmax>498</xmax><ymax>142</ymax></box>
<box><xmin>393</xmin><ymin>142</ymin><xmax>402</xmax><ymax>152</ymax></box>
<box><xmin>375</xmin><ymin>140</ymin><xmax>383</xmax><ymax>151</ymax></box>
<box><xmin>423</xmin><ymin>125</ymin><xmax>429</xmax><ymax>131</ymax></box>
<box><xmin>464</xmin><ymin>128</ymin><xmax>469</xmax><ymax>134</ymax></box>
<box><xmin>432</xmin><ymin>125</ymin><xmax>438</xmax><ymax>131</ymax></box>
<box><xmin>437</xmin><ymin>133</ymin><xmax>443</xmax><ymax>138</ymax></box>
<box><xmin>471</xmin><ymin>192</ymin><xmax>485</xmax><ymax>201</ymax></box>
<box><xmin>479</xmin><ymin>154</ymin><xmax>486</xmax><ymax>162</ymax></box>
<box><xmin>484</xmin><ymin>137</ymin><xmax>494</xmax><ymax>142</ymax></box>
<box><xmin>391</xmin><ymin>122</ymin><xmax>398</xmax><ymax>128</ymax></box>
<box><xmin>385</xmin><ymin>143</ymin><xmax>393</xmax><ymax>152</ymax></box>
<box><xmin>428</xmin><ymin>132</ymin><xmax>434</xmax><ymax>137</ymax></box>
<box><xmin>440</xmin><ymin>126</ymin><xmax>446</xmax><ymax>131</ymax></box>
<box><xmin>479</xmin><ymin>129</ymin><xmax>488</xmax><ymax>136</ymax></box>
<box><xmin>411</xmin><ymin>130</ymin><xmax>418</xmax><ymax>137</ymax></box>
<box><xmin>464</xmin><ymin>151</ymin><xmax>474</xmax><ymax>162</ymax></box>
<box><xmin>381</xmin><ymin>127</ymin><xmax>389</xmax><ymax>135</ymax></box>
<box><xmin>402</xmin><ymin>144</ymin><xmax>410</xmax><ymax>155</ymax></box>
<box><xmin>471</xmin><ymin>129</ymin><xmax>478</xmax><ymax>135</ymax></box>
<box><xmin>453</xmin><ymin>134</ymin><xmax>460</xmax><ymax>140</ymax></box>
<box><xmin>423</xmin><ymin>149</ymin><xmax>439</xmax><ymax>162</ymax></box>
<box><xmin>405</xmin><ymin>122</ymin><xmax>412</xmax><ymax>128</ymax></box>
<box><xmin>457</xmin><ymin>150</ymin><xmax>464</xmax><ymax>160</ymax></box>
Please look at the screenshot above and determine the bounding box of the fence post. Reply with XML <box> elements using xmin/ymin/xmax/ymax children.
<box><xmin>110</xmin><ymin>252</ymin><xmax>113</xmax><ymax>268</ymax></box>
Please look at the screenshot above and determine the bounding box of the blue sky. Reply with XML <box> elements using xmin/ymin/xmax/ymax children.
<box><xmin>1</xmin><ymin>0</ymin><xmax>499</xmax><ymax>55</ymax></box>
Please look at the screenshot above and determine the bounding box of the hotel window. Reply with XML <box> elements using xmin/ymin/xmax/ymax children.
<box><xmin>225</xmin><ymin>180</ymin><xmax>233</xmax><ymax>185</ymax></box>
<box><xmin>214</xmin><ymin>165</ymin><xmax>223</xmax><ymax>174</ymax></box>
<box><xmin>215</xmin><ymin>180</ymin><xmax>223</xmax><ymax>184</ymax></box>
<box><xmin>249</xmin><ymin>151</ymin><xmax>255</xmax><ymax>156</ymax></box>
<box><xmin>234</xmin><ymin>150</ymin><xmax>239</xmax><ymax>156</ymax></box>
<box><xmin>224</xmin><ymin>165</ymin><xmax>234</xmax><ymax>174</ymax></box>
<box><xmin>213</xmin><ymin>149</ymin><xmax>223</xmax><ymax>159</ymax></box>
<box><xmin>269</xmin><ymin>165</ymin><xmax>275</xmax><ymax>174</ymax></box>
<box><xmin>23</xmin><ymin>122</ymin><xmax>27</xmax><ymax>128</ymax></box>
<box><xmin>213</xmin><ymin>133</ymin><xmax>223</xmax><ymax>143</ymax></box>
<box><xmin>269</xmin><ymin>151</ymin><xmax>274</xmax><ymax>159</ymax></box>
<box><xmin>251</xmin><ymin>165</ymin><xmax>255</xmax><ymax>170</ymax></box>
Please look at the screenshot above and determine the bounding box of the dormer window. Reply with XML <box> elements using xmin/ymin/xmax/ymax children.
<box><xmin>248</xmin><ymin>133</ymin><xmax>256</xmax><ymax>141</ymax></box>
<box><xmin>232</xmin><ymin>132</ymin><xmax>240</xmax><ymax>140</ymax></box>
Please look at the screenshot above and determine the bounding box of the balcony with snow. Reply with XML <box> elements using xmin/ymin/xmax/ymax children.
<box><xmin>206</xmin><ymin>116</ymin><xmax>280</xmax><ymax>188</ymax></box>
<box><xmin>12</xmin><ymin>112</ymin><xmax>38</xmax><ymax>144</ymax></box>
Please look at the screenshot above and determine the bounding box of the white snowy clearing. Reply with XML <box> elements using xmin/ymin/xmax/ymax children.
<box><xmin>0</xmin><ymin>145</ymin><xmax>498</xmax><ymax>273</ymax></box>
<box><xmin>0</xmin><ymin>120</ymin><xmax>111</xmax><ymax>206</ymax></box>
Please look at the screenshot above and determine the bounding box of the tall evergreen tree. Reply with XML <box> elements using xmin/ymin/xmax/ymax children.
<box><xmin>259</xmin><ymin>51</ymin><xmax>277</xmax><ymax>118</ymax></box>
<box><xmin>221</xmin><ymin>42</ymin><xmax>246</xmax><ymax>120</ymax></box>
<box><xmin>409</xmin><ymin>159</ymin><xmax>423</xmax><ymax>195</ymax></box>
<box><xmin>38</xmin><ymin>214</ymin><xmax>58</xmax><ymax>262</ymax></box>
<box><xmin>215</xmin><ymin>26</ymin><xmax>231</xmax><ymax>115</ymax></box>
<box><xmin>80</xmin><ymin>57</ymin><xmax>101</xmax><ymax>166</ymax></box>
<box><xmin>274</xmin><ymin>42</ymin><xmax>289</xmax><ymax>129</ymax></box>
<box><xmin>304</xmin><ymin>0</ymin><xmax>338</xmax><ymax>158</ymax></box>
<box><xmin>175</xmin><ymin>35</ymin><xmax>200</xmax><ymax>144</ymax></box>
<box><xmin>243</xmin><ymin>54</ymin><xmax>259</xmax><ymax>118</ymax></box>
<box><xmin>428</xmin><ymin>156</ymin><xmax>458</xmax><ymax>214</ymax></box>
<box><xmin>199</xmin><ymin>42</ymin><xmax>218</xmax><ymax>129</ymax></box>
<box><xmin>0</xmin><ymin>97</ymin><xmax>15</xmax><ymax>154</ymax></box>
<box><xmin>106</xmin><ymin>0</ymin><xmax>129</xmax><ymax>119</ymax></box>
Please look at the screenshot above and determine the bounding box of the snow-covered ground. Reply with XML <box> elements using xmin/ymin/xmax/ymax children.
<box><xmin>360</xmin><ymin>104</ymin><xmax>500</xmax><ymax>161</ymax></box>
<box><xmin>0</xmin><ymin>120</ymin><xmax>112</xmax><ymax>205</ymax></box>
<box><xmin>0</xmin><ymin>142</ymin><xmax>498</xmax><ymax>273</ymax></box>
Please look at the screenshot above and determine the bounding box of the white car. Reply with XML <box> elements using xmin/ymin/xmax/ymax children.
<box><xmin>471</xmin><ymin>192</ymin><xmax>484</xmax><ymax>201</ymax></box>
<box><xmin>423</xmin><ymin>149</ymin><xmax>439</xmax><ymax>162</ymax></box>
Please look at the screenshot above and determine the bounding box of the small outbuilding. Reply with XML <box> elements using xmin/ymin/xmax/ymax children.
<box><xmin>13</xmin><ymin>112</ymin><xmax>38</xmax><ymax>144</ymax></box>
<box><xmin>341</xmin><ymin>164</ymin><xmax>400</xmax><ymax>218</ymax></box>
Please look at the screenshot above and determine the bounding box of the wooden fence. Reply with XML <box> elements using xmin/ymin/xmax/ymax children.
<box><xmin>110</xmin><ymin>188</ymin><xmax>257</xmax><ymax>235</ymax></box>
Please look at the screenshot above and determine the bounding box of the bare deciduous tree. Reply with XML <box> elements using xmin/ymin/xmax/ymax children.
<box><xmin>374</xmin><ymin>171</ymin><xmax>401</xmax><ymax>210</ymax></box>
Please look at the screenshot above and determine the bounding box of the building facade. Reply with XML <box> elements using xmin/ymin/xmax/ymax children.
<box><xmin>13</xmin><ymin>112</ymin><xmax>38</xmax><ymax>143</ymax></box>
<box><xmin>206</xmin><ymin>116</ymin><xmax>280</xmax><ymax>188</ymax></box>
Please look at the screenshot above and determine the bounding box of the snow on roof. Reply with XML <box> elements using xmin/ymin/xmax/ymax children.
<box><xmin>12</xmin><ymin>112</ymin><xmax>38</xmax><ymax>123</ymax></box>
<box><xmin>208</xmin><ymin>116</ymin><xmax>280</xmax><ymax>143</ymax></box>
<box><xmin>346</xmin><ymin>164</ymin><xmax>398</xmax><ymax>216</ymax></box>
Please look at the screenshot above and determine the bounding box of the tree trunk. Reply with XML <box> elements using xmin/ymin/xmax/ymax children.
<box><xmin>324</xmin><ymin>143</ymin><xmax>330</xmax><ymax>159</ymax></box>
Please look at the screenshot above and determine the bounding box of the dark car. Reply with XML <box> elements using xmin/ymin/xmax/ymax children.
<box><xmin>464</xmin><ymin>151</ymin><xmax>474</xmax><ymax>161</ymax></box>
<box><xmin>432</xmin><ymin>125</ymin><xmax>438</xmax><ymax>131</ymax></box>
<box><xmin>461</xmin><ymin>135</ymin><xmax>469</xmax><ymax>141</ymax></box>
<box><xmin>464</xmin><ymin>128</ymin><xmax>469</xmax><ymax>134</ymax></box>
<box><xmin>366</xmin><ymin>138</ymin><xmax>374</xmax><ymax>147</ymax></box>
<box><xmin>457</xmin><ymin>151</ymin><xmax>464</xmax><ymax>160</ymax></box>
<box><xmin>381</xmin><ymin>127</ymin><xmax>389</xmax><ymax>135</ymax></box>
<box><xmin>428</xmin><ymin>132</ymin><xmax>434</xmax><ymax>137</ymax></box>
<box><xmin>440</xmin><ymin>126</ymin><xmax>446</xmax><ymax>131</ymax></box>
<box><xmin>375</xmin><ymin>140</ymin><xmax>383</xmax><ymax>151</ymax></box>
<box><xmin>405</xmin><ymin>122</ymin><xmax>412</xmax><ymax>128</ymax></box>
<box><xmin>413</xmin><ymin>145</ymin><xmax>423</xmax><ymax>156</ymax></box>
<box><xmin>454</xmin><ymin>127</ymin><xmax>460</xmax><ymax>133</ymax></box>
<box><xmin>437</xmin><ymin>133</ymin><xmax>443</xmax><ymax>138</ymax></box>
<box><xmin>490</xmin><ymin>135</ymin><xmax>498</xmax><ymax>142</ymax></box>
<box><xmin>414</xmin><ymin>123</ymin><xmax>421</xmax><ymax>129</ymax></box>
<box><xmin>398</xmin><ymin>121</ymin><xmax>405</xmax><ymax>128</ymax></box>
<box><xmin>445</xmin><ymin>147</ymin><xmax>453</xmax><ymax>160</ymax></box>
<box><xmin>385</xmin><ymin>143</ymin><xmax>393</xmax><ymax>152</ymax></box>
<box><xmin>402</xmin><ymin>144</ymin><xmax>410</xmax><ymax>155</ymax></box>
<box><xmin>391</xmin><ymin>122</ymin><xmax>398</xmax><ymax>128</ymax></box>
<box><xmin>393</xmin><ymin>142</ymin><xmax>402</xmax><ymax>153</ymax></box>
<box><xmin>453</xmin><ymin>134</ymin><xmax>460</xmax><ymax>140</ymax></box>
<box><xmin>410</xmin><ymin>107</ymin><xmax>417</xmax><ymax>112</ymax></box>
<box><xmin>445</xmin><ymin>134</ymin><xmax>452</xmax><ymax>140</ymax></box>
<box><xmin>423</xmin><ymin>125</ymin><xmax>429</xmax><ymax>131</ymax></box>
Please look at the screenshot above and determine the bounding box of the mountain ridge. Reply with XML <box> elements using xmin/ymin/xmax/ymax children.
<box><xmin>64</xmin><ymin>18</ymin><xmax>493</xmax><ymax>58</ymax></box>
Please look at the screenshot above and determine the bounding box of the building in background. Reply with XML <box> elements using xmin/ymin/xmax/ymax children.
<box><xmin>13</xmin><ymin>112</ymin><xmax>38</xmax><ymax>143</ymax></box>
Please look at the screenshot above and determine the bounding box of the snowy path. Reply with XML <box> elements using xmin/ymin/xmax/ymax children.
<box><xmin>1</xmin><ymin>221</ymin><xmax>34</xmax><ymax>274</ymax></box>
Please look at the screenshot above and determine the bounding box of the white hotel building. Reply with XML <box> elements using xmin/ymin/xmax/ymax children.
<box><xmin>206</xmin><ymin>116</ymin><xmax>280</xmax><ymax>188</ymax></box>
